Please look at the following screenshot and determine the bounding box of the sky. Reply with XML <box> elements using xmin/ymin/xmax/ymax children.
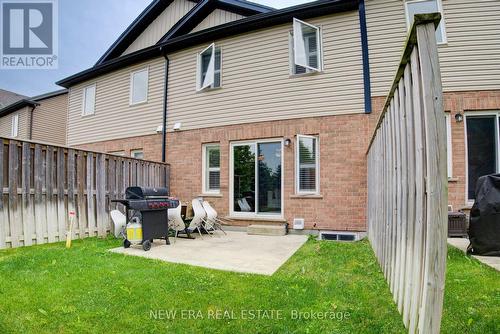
<box><xmin>0</xmin><ymin>0</ymin><xmax>315</xmax><ymax>97</ymax></box>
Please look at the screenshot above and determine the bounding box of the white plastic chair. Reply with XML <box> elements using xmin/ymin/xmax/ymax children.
<box><xmin>190</xmin><ymin>199</ymin><xmax>210</xmax><ymax>237</ymax></box>
<box><xmin>168</xmin><ymin>204</ymin><xmax>187</xmax><ymax>242</ymax></box>
<box><xmin>238</xmin><ymin>198</ymin><xmax>252</xmax><ymax>212</ymax></box>
<box><xmin>202</xmin><ymin>201</ymin><xmax>227</xmax><ymax>235</ymax></box>
<box><xmin>110</xmin><ymin>210</ymin><xmax>126</xmax><ymax>238</ymax></box>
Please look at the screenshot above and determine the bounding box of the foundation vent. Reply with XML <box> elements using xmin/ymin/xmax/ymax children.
<box><xmin>319</xmin><ymin>231</ymin><xmax>359</xmax><ymax>242</ymax></box>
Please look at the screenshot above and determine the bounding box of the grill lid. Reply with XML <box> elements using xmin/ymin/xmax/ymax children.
<box><xmin>126</xmin><ymin>186</ymin><xmax>169</xmax><ymax>199</ymax></box>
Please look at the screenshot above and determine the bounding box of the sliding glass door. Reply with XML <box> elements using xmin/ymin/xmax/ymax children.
<box><xmin>466</xmin><ymin>115</ymin><xmax>499</xmax><ymax>200</ymax></box>
<box><xmin>231</xmin><ymin>140</ymin><xmax>282</xmax><ymax>216</ymax></box>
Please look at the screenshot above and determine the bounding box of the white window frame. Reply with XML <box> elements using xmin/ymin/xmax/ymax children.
<box><xmin>109</xmin><ymin>151</ymin><xmax>125</xmax><ymax>156</ymax></box>
<box><xmin>295</xmin><ymin>135</ymin><xmax>320</xmax><ymax>195</ymax></box>
<box><xmin>130</xmin><ymin>149</ymin><xmax>144</xmax><ymax>159</ymax></box>
<box><xmin>82</xmin><ymin>83</ymin><xmax>96</xmax><ymax>116</ymax></box>
<box><xmin>404</xmin><ymin>0</ymin><xmax>447</xmax><ymax>44</ymax></box>
<box><xmin>202</xmin><ymin>144</ymin><xmax>221</xmax><ymax>194</ymax></box>
<box><xmin>129</xmin><ymin>67</ymin><xmax>149</xmax><ymax>105</ymax></box>
<box><xmin>11</xmin><ymin>114</ymin><xmax>19</xmax><ymax>137</ymax></box>
<box><xmin>291</xmin><ymin>18</ymin><xmax>322</xmax><ymax>73</ymax></box>
<box><xmin>444</xmin><ymin>113</ymin><xmax>452</xmax><ymax>178</ymax></box>
<box><xmin>229</xmin><ymin>138</ymin><xmax>284</xmax><ymax>219</ymax></box>
<box><xmin>197</xmin><ymin>43</ymin><xmax>219</xmax><ymax>91</ymax></box>
<box><xmin>464</xmin><ymin>111</ymin><xmax>500</xmax><ymax>203</ymax></box>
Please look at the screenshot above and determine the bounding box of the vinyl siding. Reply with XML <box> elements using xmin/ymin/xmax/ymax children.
<box><xmin>0</xmin><ymin>106</ymin><xmax>30</xmax><ymax>139</ymax></box>
<box><xmin>67</xmin><ymin>58</ymin><xmax>165</xmax><ymax>146</ymax></box>
<box><xmin>365</xmin><ymin>0</ymin><xmax>500</xmax><ymax>96</ymax></box>
<box><xmin>166</xmin><ymin>11</ymin><xmax>365</xmax><ymax>131</ymax></box>
<box><xmin>190</xmin><ymin>9</ymin><xmax>245</xmax><ymax>33</ymax></box>
<box><xmin>122</xmin><ymin>0</ymin><xmax>196</xmax><ymax>56</ymax></box>
<box><xmin>31</xmin><ymin>93</ymin><xmax>68</xmax><ymax>145</ymax></box>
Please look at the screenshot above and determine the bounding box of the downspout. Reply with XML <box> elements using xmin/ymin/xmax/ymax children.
<box><xmin>161</xmin><ymin>46</ymin><xmax>170</xmax><ymax>186</ymax></box>
<box><xmin>358</xmin><ymin>0</ymin><xmax>372</xmax><ymax>114</ymax></box>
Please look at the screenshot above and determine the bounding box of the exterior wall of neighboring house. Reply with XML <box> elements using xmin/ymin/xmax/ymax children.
<box><xmin>31</xmin><ymin>93</ymin><xmax>68</xmax><ymax>145</ymax></box>
<box><xmin>190</xmin><ymin>9</ymin><xmax>245</xmax><ymax>33</ymax></box>
<box><xmin>122</xmin><ymin>0</ymin><xmax>197</xmax><ymax>56</ymax></box>
<box><xmin>0</xmin><ymin>106</ymin><xmax>31</xmax><ymax>138</ymax></box>
<box><xmin>365</xmin><ymin>0</ymin><xmax>500</xmax><ymax>96</ymax></box>
<box><xmin>67</xmin><ymin>58</ymin><xmax>165</xmax><ymax>145</ymax></box>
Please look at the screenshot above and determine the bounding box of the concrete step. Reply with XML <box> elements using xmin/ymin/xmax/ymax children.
<box><xmin>247</xmin><ymin>224</ymin><xmax>287</xmax><ymax>236</ymax></box>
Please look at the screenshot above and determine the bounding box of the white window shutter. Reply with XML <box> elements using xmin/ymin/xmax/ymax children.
<box><xmin>293</xmin><ymin>18</ymin><xmax>320</xmax><ymax>72</ymax></box>
<box><xmin>200</xmin><ymin>43</ymin><xmax>215</xmax><ymax>90</ymax></box>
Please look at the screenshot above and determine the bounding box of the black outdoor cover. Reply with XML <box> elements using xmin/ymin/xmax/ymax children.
<box><xmin>467</xmin><ymin>174</ymin><xmax>500</xmax><ymax>256</ymax></box>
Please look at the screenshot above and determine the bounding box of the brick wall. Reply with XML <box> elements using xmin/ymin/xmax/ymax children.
<box><xmin>74</xmin><ymin>89</ymin><xmax>500</xmax><ymax>229</ymax></box>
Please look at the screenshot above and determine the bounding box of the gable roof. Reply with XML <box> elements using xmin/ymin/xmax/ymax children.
<box><xmin>0</xmin><ymin>89</ymin><xmax>68</xmax><ymax>118</ymax></box>
<box><xmin>0</xmin><ymin>89</ymin><xmax>27</xmax><ymax>109</ymax></box>
<box><xmin>96</xmin><ymin>0</ymin><xmax>273</xmax><ymax>65</ymax></box>
<box><xmin>58</xmin><ymin>0</ymin><xmax>360</xmax><ymax>88</ymax></box>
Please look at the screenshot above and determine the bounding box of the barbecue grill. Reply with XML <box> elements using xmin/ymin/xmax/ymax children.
<box><xmin>112</xmin><ymin>186</ymin><xmax>179</xmax><ymax>251</ymax></box>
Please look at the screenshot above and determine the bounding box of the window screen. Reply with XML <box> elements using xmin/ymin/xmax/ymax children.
<box><xmin>130</xmin><ymin>69</ymin><xmax>148</xmax><ymax>104</ymax></box>
<box><xmin>292</xmin><ymin>18</ymin><xmax>321</xmax><ymax>74</ymax></box>
<box><xmin>83</xmin><ymin>84</ymin><xmax>96</xmax><ymax>115</ymax></box>
<box><xmin>205</xmin><ymin>145</ymin><xmax>220</xmax><ymax>192</ymax></box>
<box><xmin>199</xmin><ymin>44</ymin><xmax>221</xmax><ymax>90</ymax></box>
<box><xmin>297</xmin><ymin>135</ymin><xmax>319</xmax><ymax>193</ymax></box>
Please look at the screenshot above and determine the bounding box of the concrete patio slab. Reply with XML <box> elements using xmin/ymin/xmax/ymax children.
<box><xmin>110</xmin><ymin>231</ymin><xmax>308</xmax><ymax>275</ymax></box>
<box><xmin>447</xmin><ymin>238</ymin><xmax>500</xmax><ymax>271</ymax></box>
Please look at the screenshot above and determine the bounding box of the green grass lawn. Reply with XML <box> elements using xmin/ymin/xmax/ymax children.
<box><xmin>0</xmin><ymin>237</ymin><xmax>498</xmax><ymax>334</ymax></box>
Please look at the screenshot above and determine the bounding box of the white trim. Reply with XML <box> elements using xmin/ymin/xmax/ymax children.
<box><xmin>81</xmin><ymin>83</ymin><xmax>96</xmax><ymax>116</ymax></box>
<box><xmin>130</xmin><ymin>149</ymin><xmax>144</xmax><ymax>159</ymax></box>
<box><xmin>229</xmin><ymin>138</ymin><xmax>284</xmax><ymax>219</ymax></box>
<box><xmin>295</xmin><ymin>134</ymin><xmax>320</xmax><ymax>195</ymax></box>
<box><xmin>404</xmin><ymin>0</ymin><xmax>447</xmax><ymax>44</ymax></box>
<box><xmin>202</xmin><ymin>143</ymin><xmax>221</xmax><ymax>194</ymax></box>
<box><xmin>291</xmin><ymin>18</ymin><xmax>322</xmax><ymax>73</ymax></box>
<box><xmin>11</xmin><ymin>113</ymin><xmax>19</xmax><ymax>137</ymax></box>
<box><xmin>129</xmin><ymin>67</ymin><xmax>149</xmax><ymax>105</ymax></box>
<box><xmin>444</xmin><ymin>113</ymin><xmax>452</xmax><ymax>178</ymax></box>
<box><xmin>464</xmin><ymin>111</ymin><xmax>500</xmax><ymax>202</ymax></box>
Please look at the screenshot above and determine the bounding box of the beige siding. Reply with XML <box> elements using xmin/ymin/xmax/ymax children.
<box><xmin>0</xmin><ymin>106</ymin><xmax>30</xmax><ymax>139</ymax></box>
<box><xmin>190</xmin><ymin>9</ymin><xmax>245</xmax><ymax>33</ymax></box>
<box><xmin>32</xmin><ymin>93</ymin><xmax>68</xmax><ymax>145</ymax></box>
<box><xmin>67</xmin><ymin>58</ymin><xmax>165</xmax><ymax>146</ymax></box>
<box><xmin>167</xmin><ymin>11</ymin><xmax>365</xmax><ymax>131</ymax></box>
<box><xmin>365</xmin><ymin>0</ymin><xmax>500</xmax><ymax>96</ymax></box>
<box><xmin>122</xmin><ymin>0</ymin><xmax>196</xmax><ymax>56</ymax></box>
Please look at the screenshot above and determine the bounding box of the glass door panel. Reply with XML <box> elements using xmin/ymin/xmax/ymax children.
<box><xmin>257</xmin><ymin>142</ymin><xmax>282</xmax><ymax>214</ymax></box>
<box><xmin>466</xmin><ymin>116</ymin><xmax>497</xmax><ymax>199</ymax></box>
<box><xmin>233</xmin><ymin>144</ymin><xmax>256</xmax><ymax>212</ymax></box>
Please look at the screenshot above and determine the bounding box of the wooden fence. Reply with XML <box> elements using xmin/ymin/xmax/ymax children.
<box><xmin>0</xmin><ymin>137</ymin><xmax>170</xmax><ymax>249</ymax></box>
<box><xmin>366</xmin><ymin>14</ymin><xmax>447</xmax><ymax>334</ymax></box>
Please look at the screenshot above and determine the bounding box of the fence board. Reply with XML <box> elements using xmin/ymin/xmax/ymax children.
<box><xmin>366</xmin><ymin>15</ymin><xmax>447</xmax><ymax>334</ymax></box>
<box><xmin>0</xmin><ymin>138</ymin><xmax>169</xmax><ymax>249</ymax></box>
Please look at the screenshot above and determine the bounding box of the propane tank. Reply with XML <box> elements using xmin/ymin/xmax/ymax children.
<box><xmin>126</xmin><ymin>217</ymin><xmax>143</xmax><ymax>243</ymax></box>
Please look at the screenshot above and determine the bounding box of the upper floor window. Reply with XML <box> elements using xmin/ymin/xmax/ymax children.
<box><xmin>202</xmin><ymin>144</ymin><xmax>220</xmax><ymax>193</ymax></box>
<box><xmin>82</xmin><ymin>84</ymin><xmax>96</xmax><ymax>116</ymax></box>
<box><xmin>197</xmin><ymin>43</ymin><xmax>222</xmax><ymax>91</ymax></box>
<box><xmin>130</xmin><ymin>68</ymin><xmax>149</xmax><ymax>105</ymax></box>
<box><xmin>296</xmin><ymin>135</ymin><xmax>319</xmax><ymax>194</ymax></box>
<box><xmin>404</xmin><ymin>0</ymin><xmax>446</xmax><ymax>44</ymax></box>
<box><xmin>11</xmin><ymin>114</ymin><xmax>18</xmax><ymax>137</ymax></box>
<box><xmin>290</xmin><ymin>18</ymin><xmax>322</xmax><ymax>75</ymax></box>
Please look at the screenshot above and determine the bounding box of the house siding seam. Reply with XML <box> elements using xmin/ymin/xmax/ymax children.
<box><xmin>122</xmin><ymin>0</ymin><xmax>197</xmax><ymax>56</ymax></box>
<box><xmin>365</xmin><ymin>0</ymin><xmax>500</xmax><ymax>96</ymax></box>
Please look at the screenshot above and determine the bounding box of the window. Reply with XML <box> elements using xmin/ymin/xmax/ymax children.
<box><xmin>203</xmin><ymin>144</ymin><xmax>220</xmax><ymax>193</ymax></box>
<box><xmin>197</xmin><ymin>44</ymin><xmax>222</xmax><ymax>90</ymax></box>
<box><xmin>465</xmin><ymin>114</ymin><xmax>500</xmax><ymax>200</ymax></box>
<box><xmin>230</xmin><ymin>140</ymin><xmax>283</xmax><ymax>217</ymax></box>
<box><xmin>296</xmin><ymin>135</ymin><xmax>319</xmax><ymax>194</ymax></box>
<box><xmin>11</xmin><ymin>114</ymin><xmax>18</xmax><ymax>137</ymax></box>
<box><xmin>445</xmin><ymin>113</ymin><xmax>452</xmax><ymax>178</ymax></box>
<box><xmin>404</xmin><ymin>0</ymin><xmax>446</xmax><ymax>44</ymax></box>
<box><xmin>82</xmin><ymin>84</ymin><xmax>96</xmax><ymax>116</ymax></box>
<box><xmin>130</xmin><ymin>68</ymin><xmax>149</xmax><ymax>105</ymax></box>
<box><xmin>131</xmin><ymin>149</ymin><xmax>144</xmax><ymax>159</ymax></box>
<box><xmin>290</xmin><ymin>18</ymin><xmax>322</xmax><ymax>74</ymax></box>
